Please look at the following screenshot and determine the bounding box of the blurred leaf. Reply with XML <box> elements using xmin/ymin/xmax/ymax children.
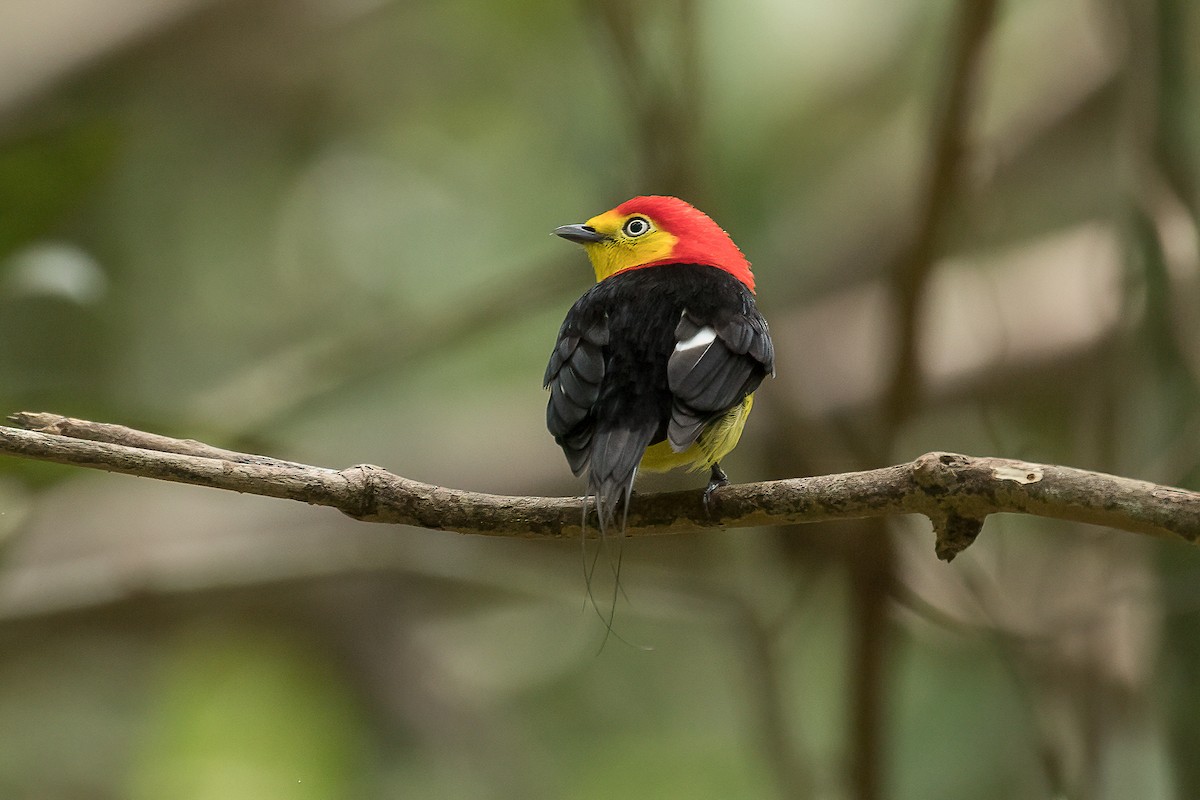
<box><xmin>126</xmin><ymin>624</ymin><xmax>367</xmax><ymax>800</ymax></box>
<box><xmin>0</xmin><ymin>118</ymin><xmax>120</xmax><ymax>258</ymax></box>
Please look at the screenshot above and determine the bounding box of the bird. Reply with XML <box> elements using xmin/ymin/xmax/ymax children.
<box><xmin>545</xmin><ymin>196</ymin><xmax>775</xmax><ymax>533</ymax></box>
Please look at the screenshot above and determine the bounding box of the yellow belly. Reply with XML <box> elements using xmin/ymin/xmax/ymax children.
<box><xmin>639</xmin><ymin>394</ymin><xmax>754</xmax><ymax>473</ymax></box>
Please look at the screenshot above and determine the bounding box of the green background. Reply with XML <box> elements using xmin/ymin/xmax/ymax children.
<box><xmin>0</xmin><ymin>0</ymin><xmax>1198</xmax><ymax>797</ymax></box>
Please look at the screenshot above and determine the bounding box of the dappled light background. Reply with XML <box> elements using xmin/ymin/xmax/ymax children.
<box><xmin>1</xmin><ymin>0</ymin><xmax>1198</xmax><ymax>797</ymax></box>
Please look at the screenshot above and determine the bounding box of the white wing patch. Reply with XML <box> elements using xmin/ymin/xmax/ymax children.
<box><xmin>674</xmin><ymin>325</ymin><xmax>717</xmax><ymax>355</ymax></box>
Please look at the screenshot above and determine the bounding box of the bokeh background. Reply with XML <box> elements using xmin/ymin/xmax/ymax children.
<box><xmin>0</xmin><ymin>0</ymin><xmax>1198</xmax><ymax>797</ymax></box>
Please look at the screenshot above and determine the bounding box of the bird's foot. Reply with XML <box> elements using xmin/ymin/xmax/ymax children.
<box><xmin>702</xmin><ymin>463</ymin><xmax>729</xmax><ymax>515</ymax></box>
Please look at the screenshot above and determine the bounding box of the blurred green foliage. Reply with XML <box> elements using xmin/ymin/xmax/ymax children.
<box><xmin>0</xmin><ymin>0</ymin><xmax>1198</xmax><ymax>798</ymax></box>
<box><xmin>128</xmin><ymin>624</ymin><xmax>367</xmax><ymax>799</ymax></box>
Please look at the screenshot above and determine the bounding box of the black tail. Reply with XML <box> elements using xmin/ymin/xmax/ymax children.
<box><xmin>587</xmin><ymin>423</ymin><xmax>656</xmax><ymax>532</ymax></box>
<box><xmin>580</xmin><ymin>423</ymin><xmax>657</xmax><ymax>651</ymax></box>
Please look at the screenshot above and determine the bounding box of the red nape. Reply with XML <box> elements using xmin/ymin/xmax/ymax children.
<box><xmin>614</xmin><ymin>196</ymin><xmax>755</xmax><ymax>292</ymax></box>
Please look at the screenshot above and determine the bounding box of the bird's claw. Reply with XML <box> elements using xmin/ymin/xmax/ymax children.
<box><xmin>702</xmin><ymin>464</ymin><xmax>729</xmax><ymax>515</ymax></box>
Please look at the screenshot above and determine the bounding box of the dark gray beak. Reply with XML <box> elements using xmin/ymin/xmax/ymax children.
<box><xmin>553</xmin><ymin>224</ymin><xmax>607</xmax><ymax>244</ymax></box>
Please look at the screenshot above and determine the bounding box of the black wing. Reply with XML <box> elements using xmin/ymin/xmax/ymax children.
<box><xmin>545</xmin><ymin>292</ymin><xmax>659</xmax><ymax>530</ymax></box>
<box><xmin>544</xmin><ymin>310</ymin><xmax>608</xmax><ymax>477</ymax></box>
<box><xmin>666</xmin><ymin>305</ymin><xmax>774</xmax><ymax>451</ymax></box>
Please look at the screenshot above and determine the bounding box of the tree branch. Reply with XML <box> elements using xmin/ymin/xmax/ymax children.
<box><xmin>881</xmin><ymin>0</ymin><xmax>998</xmax><ymax>434</ymax></box>
<box><xmin>1</xmin><ymin>413</ymin><xmax>1197</xmax><ymax>559</ymax></box>
<box><xmin>862</xmin><ymin>4</ymin><xmax>997</xmax><ymax>790</ymax></box>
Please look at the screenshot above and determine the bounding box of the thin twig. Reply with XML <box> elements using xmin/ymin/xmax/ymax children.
<box><xmin>1</xmin><ymin>414</ymin><xmax>1197</xmax><ymax>557</ymax></box>
<box><xmin>5</xmin><ymin>411</ymin><xmax>315</xmax><ymax>469</ymax></box>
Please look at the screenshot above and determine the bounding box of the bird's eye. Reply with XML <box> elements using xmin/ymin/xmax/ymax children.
<box><xmin>622</xmin><ymin>217</ymin><xmax>651</xmax><ymax>237</ymax></box>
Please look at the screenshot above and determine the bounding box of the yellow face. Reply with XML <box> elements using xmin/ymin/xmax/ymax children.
<box><xmin>579</xmin><ymin>210</ymin><xmax>680</xmax><ymax>282</ymax></box>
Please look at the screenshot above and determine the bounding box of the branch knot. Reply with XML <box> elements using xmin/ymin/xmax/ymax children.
<box><xmin>912</xmin><ymin>451</ymin><xmax>972</xmax><ymax>491</ymax></box>
<box><xmin>911</xmin><ymin>453</ymin><xmax>987</xmax><ymax>561</ymax></box>
<box><xmin>340</xmin><ymin>464</ymin><xmax>389</xmax><ymax>520</ymax></box>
